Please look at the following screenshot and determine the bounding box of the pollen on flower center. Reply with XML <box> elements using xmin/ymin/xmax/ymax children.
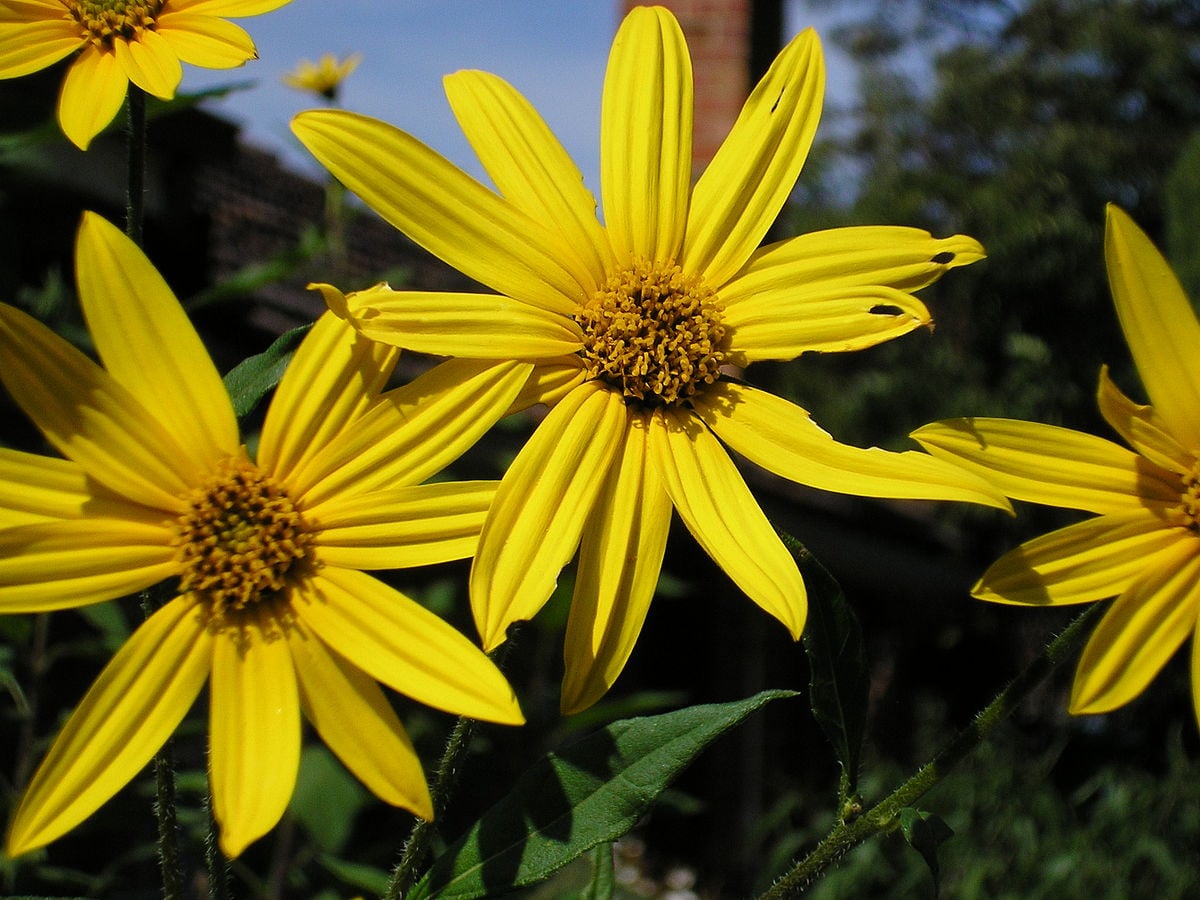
<box><xmin>67</xmin><ymin>0</ymin><xmax>163</xmax><ymax>47</ymax></box>
<box><xmin>1174</xmin><ymin>461</ymin><xmax>1200</xmax><ymax>532</ymax></box>
<box><xmin>171</xmin><ymin>457</ymin><xmax>312</xmax><ymax>620</ymax></box>
<box><xmin>575</xmin><ymin>259</ymin><xmax>728</xmax><ymax>406</ymax></box>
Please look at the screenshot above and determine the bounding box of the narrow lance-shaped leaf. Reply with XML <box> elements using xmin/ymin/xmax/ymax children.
<box><xmin>222</xmin><ymin>323</ymin><xmax>311</xmax><ymax>418</ymax></box>
<box><xmin>408</xmin><ymin>690</ymin><xmax>798</xmax><ymax>900</ymax></box>
<box><xmin>579</xmin><ymin>843</ymin><xmax>615</xmax><ymax>900</ymax></box>
<box><xmin>781</xmin><ymin>532</ymin><xmax>869</xmax><ymax>804</ymax></box>
<box><xmin>898</xmin><ymin>807</ymin><xmax>954</xmax><ymax>899</ymax></box>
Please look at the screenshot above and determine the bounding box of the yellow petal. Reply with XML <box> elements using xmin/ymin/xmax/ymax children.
<box><xmin>649</xmin><ymin>407</ymin><xmax>806</xmax><ymax>639</ymax></box>
<box><xmin>0</xmin><ymin>303</ymin><xmax>200</xmax><ymax>510</ymax></box>
<box><xmin>470</xmin><ymin>382</ymin><xmax>627</xmax><ymax>650</ymax></box>
<box><xmin>1105</xmin><ymin>204</ymin><xmax>1200</xmax><ymax>449</ymax></box>
<box><xmin>292</xmin><ymin>358</ymin><xmax>531</xmax><ymax>506</ymax></box>
<box><xmin>330</xmin><ymin>283</ymin><xmax>582</xmax><ymax>358</ymax></box>
<box><xmin>77</xmin><ymin>212</ymin><xmax>239</xmax><ymax>468</ymax></box>
<box><xmin>561</xmin><ymin>409</ymin><xmax>672</xmax><ymax>715</ymax></box>
<box><xmin>721</xmin><ymin>228</ymin><xmax>984</xmax><ymax>304</ymax></box>
<box><xmin>683</xmin><ymin>28</ymin><xmax>823</xmax><ymax>287</ymax></box>
<box><xmin>0</xmin><ymin>518</ymin><xmax>176</xmax><ymax>612</ymax></box>
<box><xmin>287</xmin><ymin>621</ymin><xmax>433</xmax><ymax>818</ymax></box>
<box><xmin>258</xmin><ymin>310</ymin><xmax>397</xmax><ymax>482</ymax></box>
<box><xmin>1096</xmin><ymin>365</ymin><xmax>1193</xmax><ymax>474</ymax></box>
<box><xmin>444</xmin><ymin>69</ymin><xmax>610</xmax><ymax>287</ymax></box>
<box><xmin>6</xmin><ymin>597</ymin><xmax>211</xmax><ymax>857</ymax></box>
<box><xmin>600</xmin><ymin>6</ymin><xmax>692</xmax><ymax>264</ymax></box>
<box><xmin>156</xmin><ymin>12</ymin><xmax>255</xmax><ymax>68</ymax></box>
<box><xmin>313</xmin><ymin>481</ymin><xmax>496</xmax><ymax>570</ymax></box>
<box><xmin>209</xmin><ymin>608</ymin><xmax>300</xmax><ymax>858</ymax></box>
<box><xmin>58</xmin><ymin>46</ymin><xmax>127</xmax><ymax>150</ymax></box>
<box><xmin>1069</xmin><ymin>540</ymin><xmax>1200</xmax><ymax>714</ymax></box>
<box><xmin>296</xmin><ymin>568</ymin><xmax>523</xmax><ymax>724</ymax></box>
<box><xmin>697</xmin><ymin>383</ymin><xmax>1010</xmax><ymax>509</ymax></box>
<box><xmin>505</xmin><ymin>357</ymin><xmax>589</xmax><ymax>415</ymax></box>
<box><xmin>0</xmin><ymin>448</ymin><xmax>131</xmax><ymax>526</ymax></box>
<box><xmin>974</xmin><ymin>510</ymin><xmax>1184</xmax><ymax>606</ymax></box>
<box><xmin>291</xmin><ymin>110</ymin><xmax>583</xmax><ymax>315</ymax></box>
<box><xmin>912</xmin><ymin>418</ymin><xmax>1179</xmax><ymax>514</ymax></box>
<box><xmin>0</xmin><ymin>19</ymin><xmax>80</xmax><ymax>78</ymax></box>
<box><xmin>114</xmin><ymin>27</ymin><xmax>181</xmax><ymax>98</ymax></box>
<box><xmin>722</xmin><ymin>284</ymin><xmax>932</xmax><ymax>362</ymax></box>
<box><xmin>169</xmin><ymin>0</ymin><xmax>292</xmax><ymax>14</ymax></box>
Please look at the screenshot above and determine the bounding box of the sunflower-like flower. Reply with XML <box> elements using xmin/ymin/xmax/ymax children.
<box><xmin>0</xmin><ymin>213</ymin><xmax>527</xmax><ymax>858</ymax></box>
<box><xmin>914</xmin><ymin>204</ymin><xmax>1200</xmax><ymax>726</ymax></box>
<box><xmin>292</xmin><ymin>5</ymin><xmax>1007</xmax><ymax>715</ymax></box>
<box><xmin>0</xmin><ymin>0</ymin><xmax>292</xmax><ymax>149</ymax></box>
<box><xmin>283</xmin><ymin>51</ymin><xmax>360</xmax><ymax>102</ymax></box>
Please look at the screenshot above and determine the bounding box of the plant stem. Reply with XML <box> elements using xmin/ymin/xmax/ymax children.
<box><xmin>759</xmin><ymin>601</ymin><xmax>1106</xmax><ymax>898</ymax></box>
<box><xmin>125</xmin><ymin>86</ymin><xmax>146</xmax><ymax>244</ymax></box>
<box><xmin>385</xmin><ymin>627</ymin><xmax>522</xmax><ymax>899</ymax></box>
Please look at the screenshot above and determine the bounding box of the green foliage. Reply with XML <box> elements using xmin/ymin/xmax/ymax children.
<box><xmin>409</xmin><ymin>690</ymin><xmax>797</xmax><ymax>899</ymax></box>
<box><xmin>222</xmin><ymin>323</ymin><xmax>311</xmax><ymax>418</ymax></box>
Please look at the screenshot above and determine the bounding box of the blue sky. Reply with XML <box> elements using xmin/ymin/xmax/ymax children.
<box><xmin>186</xmin><ymin>1</ymin><xmax>858</xmax><ymax>188</ymax></box>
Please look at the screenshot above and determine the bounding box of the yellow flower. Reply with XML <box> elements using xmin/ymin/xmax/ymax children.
<box><xmin>0</xmin><ymin>213</ymin><xmax>527</xmax><ymax>858</ymax></box>
<box><xmin>292</xmin><ymin>6</ymin><xmax>1007</xmax><ymax>715</ymax></box>
<box><xmin>0</xmin><ymin>0</ymin><xmax>292</xmax><ymax>149</ymax></box>
<box><xmin>283</xmin><ymin>51</ymin><xmax>361</xmax><ymax>101</ymax></box>
<box><xmin>914</xmin><ymin>204</ymin><xmax>1200</xmax><ymax>726</ymax></box>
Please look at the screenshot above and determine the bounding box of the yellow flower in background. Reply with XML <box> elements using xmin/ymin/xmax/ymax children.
<box><xmin>914</xmin><ymin>204</ymin><xmax>1200</xmax><ymax>726</ymax></box>
<box><xmin>283</xmin><ymin>51</ymin><xmax>360</xmax><ymax>101</ymax></box>
<box><xmin>0</xmin><ymin>0</ymin><xmax>293</xmax><ymax>149</ymax></box>
<box><xmin>293</xmin><ymin>5</ymin><xmax>1008</xmax><ymax>715</ymax></box>
<box><xmin>0</xmin><ymin>213</ymin><xmax>527</xmax><ymax>858</ymax></box>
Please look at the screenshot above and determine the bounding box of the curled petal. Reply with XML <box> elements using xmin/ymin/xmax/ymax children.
<box><xmin>1096</xmin><ymin>365</ymin><xmax>1193</xmax><ymax>475</ymax></box>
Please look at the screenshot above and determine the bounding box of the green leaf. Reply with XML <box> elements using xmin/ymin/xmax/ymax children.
<box><xmin>785</xmin><ymin>535</ymin><xmax>869</xmax><ymax>802</ymax></box>
<box><xmin>315</xmin><ymin>853</ymin><xmax>390</xmax><ymax>896</ymax></box>
<box><xmin>186</xmin><ymin>225</ymin><xmax>326</xmax><ymax>311</ymax></box>
<box><xmin>222</xmin><ymin>324</ymin><xmax>310</xmax><ymax>418</ymax></box>
<box><xmin>409</xmin><ymin>690</ymin><xmax>797</xmax><ymax>899</ymax></box>
<box><xmin>290</xmin><ymin>745</ymin><xmax>369</xmax><ymax>854</ymax></box>
<box><xmin>899</xmin><ymin>807</ymin><xmax>955</xmax><ymax>899</ymax></box>
<box><xmin>579</xmin><ymin>844</ymin><xmax>615</xmax><ymax>900</ymax></box>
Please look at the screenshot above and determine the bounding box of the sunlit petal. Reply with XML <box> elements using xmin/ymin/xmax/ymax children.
<box><xmin>1070</xmin><ymin>540</ymin><xmax>1200</xmax><ymax>714</ymax></box>
<box><xmin>258</xmin><ymin>311</ymin><xmax>397</xmax><ymax>481</ymax></box>
<box><xmin>293</xmin><ymin>359</ymin><xmax>530</xmax><ymax>506</ymax></box>
<box><xmin>1096</xmin><ymin>365</ymin><xmax>1192</xmax><ymax>474</ymax></box>
<box><xmin>912</xmin><ymin>418</ymin><xmax>1179</xmax><ymax>514</ymax></box>
<box><xmin>287</xmin><ymin>620</ymin><xmax>432</xmax><ymax>818</ymax></box>
<box><xmin>470</xmin><ymin>383</ymin><xmax>627</xmax><ymax>650</ymax></box>
<box><xmin>1105</xmin><ymin>205</ymin><xmax>1200</xmax><ymax>449</ymax></box>
<box><xmin>506</xmin><ymin>357</ymin><xmax>589</xmax><ymax>414</ymax></box>
<box><xmin>313</xmin><ymin>481</ymin><xmax>496</xmax><ymax>570</ymax></box>
<box><xmin>561</xmin><ymin>409</ymin><xmax>672</xmax><ymax>715</ymax></box>
<box><xmin>170</xmin><ymin>0</ymin><xmax>292</xmax><ymax>14</ymax></box>
<box><xmin>6</xmin><ymin>597</ymin><xmax>210</xmax><ymax>857</ymax></box>
<box><xmin>974</xmin><ymin>510</ymin><xmax>1185</xmax><ymax>606</ymax></box>
<box><xmin>445</xmin><ymin>69</ymin><xmax>610</xmax><ymax>287</ymax></box>
<box><xmin>0</xmin><ymin>20</ymin><xmax>80</xmax><ymax>78</ymax></box>
<box><xmin>115</xmin><ymin>27</ymin><xmax>181</xmax><ymax>97</ymax></box>
<box><xmin>296</xmin><ymin>568</ymin><xmax>523</xmax><ymax>724</ymax></box>
<box><xmin>650</xmin><ymin>408</ymin><xmax>806</xmax><ymax>639</ymax></box>
<box><xmin>156</xmin><ymin>12</ymin><xmax>255</xmax><ymax>68</ymax></box>
<box><xmin>76</xmin><ymin>212</ymin><xmax>239</xmax><ymax>468</ymax></box>
<box><xmin>683</xmin><ymin>28</ymin><xmax>823</xmax><ymax>287</ymax></box>
<box><xmin>0</xmin><ymin>303</ymin><xmax>200</xmax><ymax>510</ymax></box>
<box><xmin>0</xmin><ymin>518</ymin><xmax>176</xmax><ymax>612</ymax></box>
<box><xmin>209</xmin><ymin>609</ymin><xmax>300</xmax><ymax>858</ymax></box>
<box><xmin>320</xmin><ymin>281</ymin><xmax>582</xmax><ymax>358</ymax></box>
<box><xmin>0</xmin><ymin>449</ymin><xmax>135</xmax><ymax>526</ymax></box>
<box><xmin>292</xmin><ymin>110</ymin><xmax>583</xmax><ymax>314</ymax></box>
<box><xmin>58</xmin><ymin>46</ymin><xmax>127</xmax><ymax>150</ymax></box>
<box><xmin>698</xmin><ymin>384</ymin><xmax>1010</xmax><ymax>508</ymax></box>
<box><xmin>601</xmin><ymin>5</ymin><xmax>691</xmax><ymax>263</ymax></box>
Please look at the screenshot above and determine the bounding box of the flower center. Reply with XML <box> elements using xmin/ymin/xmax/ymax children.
<box><xmin>1175</xmin><ymin>461</ymin><xmax>1200</xmax><ymax>532</ymax></box>
<box><xmin>575</xmin><ymin>259</ymin><xmax>728</xmax><ymax>406</ymax></box>
<box><xmin>171</xmin><ymin>458</ymin><xmax>312</xmax><ymax>620</ymax></box>
<box><xmin>66</xmin><ymin>0</ymin><xmax>163</xmax><ymax>48</ymax></box>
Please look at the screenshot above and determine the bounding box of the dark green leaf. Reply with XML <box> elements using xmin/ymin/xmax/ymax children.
<box><xmin>222</xmin><ymin>324</ymin><xmax>310</xmax><ymax>418</ymax></box>
<box><xmin>315</xmin><ymin>853</ymin><xmax>390</xmax><ymax>896</ymax></box>
<box><xmin>899</xmin><ymin>807</ymin><xmax>955</xmax><ymax>898</ymax></box>
<box><xmin>186</xmin><ymin>226</ymin><xmax>325</xmax><ymax>311</ymax></box>
<box><xmin>786</xmin><ymin>536</ymin><xmax>869</xmax><ymax>801</ymax></box>
<box><xmin>290</xmin><ymin>745</ymin><xmax>368</xmax><ymax>854</ymax></box>
<box><xmin>579</xmin><ymin>844</ymin><xmax>615</xmax><ymax>900</ymax></box>
<box><xmin>408</xmin><ymin>690</ymin><xmax>797</xmax><ymax>899</ymax></box>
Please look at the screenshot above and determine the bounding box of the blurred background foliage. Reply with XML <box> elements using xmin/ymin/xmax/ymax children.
<box><xmin>3</xmin><ymin>0</ymin><xmax>1200</xmax><ymax>896</ymax></box>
